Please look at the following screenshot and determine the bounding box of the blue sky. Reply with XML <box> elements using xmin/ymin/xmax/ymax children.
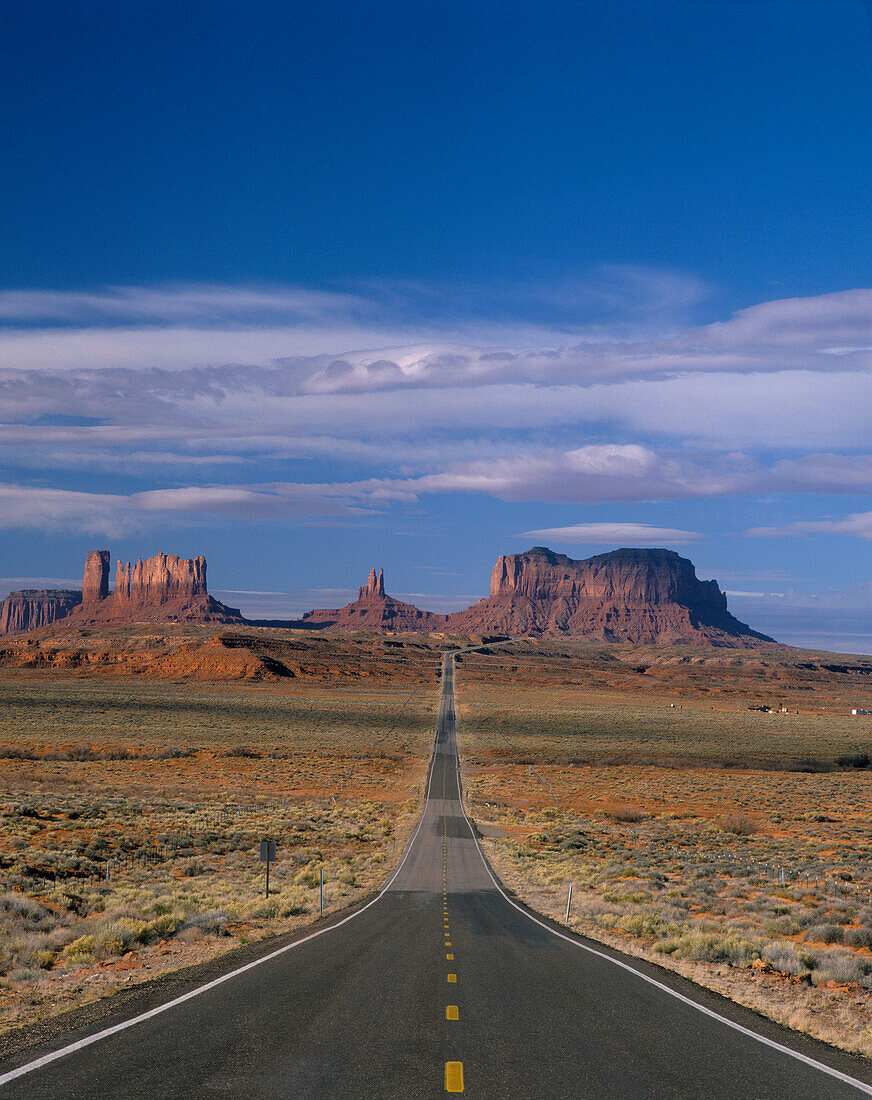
<box><xmin>2</xmin><ymin>0</ymin><xmax>872</xmax><ymax>650</ymax></box>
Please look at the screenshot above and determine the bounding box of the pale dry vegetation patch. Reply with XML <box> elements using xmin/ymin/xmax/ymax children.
<box><xmin>0</xmin><ymin>671</ymin><xmax>434</xmax><ymax>1035</ymax></box>
<box><xmin>456</xmin><ymin>653</ymin><xmax>872</xmax><ymax>1059</ymax></box>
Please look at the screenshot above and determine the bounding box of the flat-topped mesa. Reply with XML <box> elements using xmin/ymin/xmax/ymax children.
<box><xmin>0</xmin><ymin>590</ymin><xmax>82</xmax><ymax>636</ymax></box>
<box><xmin>303</xmin><ymin>568</ymin><xmax>446</xmax><ymax>632</ymax></box>
<box><xmin>115</xmin><ymin>553</ymin><xmax>208</xmax><ymax>606</ymax></box>
<box><xmin>490</xmin><ymin>546</ymin><xmax>726</xmax><ymax>610</ymax></box>
<box><xmin>82</xmin><ymin>550</ymin><xmax>110</xmax><ymax>604</ymax></box>
<box><xmin>448</xmin><ymin>546</ymin><xmax>773</xmax><ymax>645</ymax></box>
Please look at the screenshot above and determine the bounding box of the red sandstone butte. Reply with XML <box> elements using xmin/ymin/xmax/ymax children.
<box><xmin>71</xmin><ymin>551</ymin><xmax>242</xmax><ymax>625</ymax></box>
<box><xmin>444</xmin><ymin>546</ymin><xmax>773</xmax><ymax>645</ymax></box>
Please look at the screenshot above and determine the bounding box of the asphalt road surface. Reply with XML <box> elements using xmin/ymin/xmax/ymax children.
<box><xmin>2</xmin><ymin>653</ymin><xmax>872</xmax><ymax>1097</ymax></box>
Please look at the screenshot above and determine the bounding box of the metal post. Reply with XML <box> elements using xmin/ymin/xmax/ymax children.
<box><xmin>265</xmin><ymin>854</ymin><xmax>270</xmax><ymax>898</ymax></box>
<box><xmin>565</xmin><ymin>882</ymin><xmax>573</xmax><ymax>922</ymax></box>
<box><xmin>320</xmin><ymin>867</ymin><xmax>324</xmax><ymax>916</ymax></box>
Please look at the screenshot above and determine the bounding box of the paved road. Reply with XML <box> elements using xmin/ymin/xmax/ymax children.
<box><xmin>3</xmin><ymin>653</ymin><xmax>872</xmax><ymax>1097</ymax></box>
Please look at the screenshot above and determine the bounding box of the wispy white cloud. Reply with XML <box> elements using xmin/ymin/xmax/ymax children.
<box><xmin>0</xmin><ymin>482</ymin><xmax>381</xmax><ymax>535</ymax></box>
<box><xmin>8</xmin><ymin>446</ymin><xmax>872</xmax><ymax>534</ymax></box>
<box><xmin>746</xmin><ymin>510</ymin><xmax>872</xmax><ymax>540</ymax></box>
<box><xmin>0</xmin><ymin>283</ymin><xmax>371</xmax><ymax>326</ymax></box>
<box><xmin>0</xmin><ymin>282</ymin><xmax>871</xmax><ymax>385</ymax></box>
<box><xmin>403</xmin><ymin>448</ymin><xmax>872</xmax><ymax>504</ymax></box>
<box><xmin>2</xmin><ymin>280</ymin><xmax>872</xmax><ymax>533</ymax></box>
<box><xmin>516</xmin><ymin>522</ymin><xmax>702</xmax><ymax>544</ymax></box>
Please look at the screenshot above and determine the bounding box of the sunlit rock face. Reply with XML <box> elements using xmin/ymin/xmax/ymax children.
<box><xmin>82</xmin><ymin>550</ymin><xmax>110</xmax><ymax>604</ymax></box>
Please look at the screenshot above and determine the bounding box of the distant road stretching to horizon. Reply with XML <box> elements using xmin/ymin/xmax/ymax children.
<box><xmin>2</xmin><ymin>653</ymin><xmax>872</xmax><ymax>1097</ymax></box>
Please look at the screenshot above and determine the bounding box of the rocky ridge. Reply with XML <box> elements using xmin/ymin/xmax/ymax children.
<box><xmin>0</xmin><ymin>545</ymin><xmax>775</xmax><ymax>646</ymax></box>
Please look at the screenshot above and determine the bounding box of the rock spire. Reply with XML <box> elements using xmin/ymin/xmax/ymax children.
<box><xmin>82</xmin><ymin>550</ymin><xmax>110</xmax><ymax>604</ymax></box>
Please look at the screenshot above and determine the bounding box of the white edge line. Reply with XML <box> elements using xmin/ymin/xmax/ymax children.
<box><xmin>448</xmin><ymin>656</ymin><xmax>872</xmax><ymax>1097</ymax></box>
<box><xmin>0</xmin><ymin>688</ymin><xmax>445</xmax><ymax>1089</ymax></box>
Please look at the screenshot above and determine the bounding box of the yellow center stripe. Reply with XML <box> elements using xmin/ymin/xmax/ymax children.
<box><xmin>445</xmin><ymin>1061</ymin><xmax>464</xmax><ymax>1092</ymax></box>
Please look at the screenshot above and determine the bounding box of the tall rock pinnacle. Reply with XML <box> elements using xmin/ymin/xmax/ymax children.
<box><xmin>359</xmin><ymin>568</ymin><xmax>385</xmax><ymax>599</ymax></box>
<box><xmin>82</xmin><ymin>550</ymin><xmax>110</xmax><ymax>603</ymax></box>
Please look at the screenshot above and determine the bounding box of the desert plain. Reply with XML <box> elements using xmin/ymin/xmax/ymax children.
<box><xmin>1</xmin><ymin>627</ymin><xmax>872</xmax><ymax>1060</ymax></box>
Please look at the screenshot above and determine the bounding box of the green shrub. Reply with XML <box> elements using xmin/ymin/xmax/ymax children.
<box><xmin>63</xmin><ymin>935</ymin><xmax>96</xmax><ymax>963</ymax></box>
<box><xmin>139</xmin><ymin>915</ymin><xmax>182</xmax><ymax>943</ymax></box>
<box><xmin>615</xmin><ymin>913</ymin><xmax>681</xmax><ymax>938</ymax></box>
<box><xmin>844</xmin><ymin>927</ymin><xmax>872</xmax><ymax>948</ymax></box>
<box><xmin>762</xmin><ymin>941</ymin><xmax>808</xmax><ymax>977</ymax></box>
<box><xmin>31</xmin><ymin>949</ymin><xmax>54</xmax><ymax>970</ymax></box>
<box><xmin>810</xmin><ymin>950</ymin><xmax>864</xmax><ymax>986</ymax></box>
<box><xmin>96</xmin><ymin>918</ymin><xmax>145</xmax><ymax>956</ymax></box>
<box><xmin>654</xmin><ymin>931</ymin><xmax>760</xmax><ymax>966</ymax></box>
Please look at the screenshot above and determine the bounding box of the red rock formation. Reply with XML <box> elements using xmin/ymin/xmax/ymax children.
<box><xmin>302</xmin><ymin>568</ymin><xmax>446</xmax><ymax>632</ymax></box>
<box><xmin>360</xmin><ymin>568</ymin><xmax>385</xmax><ymax>599</ymax></box>
<box><xmin>66</xmin><ymin>551</ymin><xmax>242</xmax><ymax>627</ymax></box>
<box><xmin>0</xmin><ymin>590</ymin><xmax>82</xmax><ymax>635</ymax></box>
<box><xmin>445</xmin><ymin>546</ymin><xmax>773</xmax><ymax>645</ymax></box>
<box><xmin>82</xmin><ymin>550</ymin><xmax>110</xmax><ymax>604</ymax></box>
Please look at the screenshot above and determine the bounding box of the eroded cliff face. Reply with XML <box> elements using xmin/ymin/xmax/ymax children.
<box><xmin>489</xmin><ymin>547</ymin><xmax>725</xmax><ymax>608</ymax></box>
<box><xmin>302</xmin><ymin>568</ymin><xmax>447</xmax><ymax>632</ymax></box>
<box><xmin>0</xmin><ymin>590</ymin><xmax>82</xmax><ymax>636</ymax></box>
<box><xmin>447</xmin><ymin>547</ymin><xmax>773</xmax><ymax>645</ymax></box>
<box><xmin>114</xmin><ymin>553</ymin><xmax>208</xmax><ymax>605</ymax></box>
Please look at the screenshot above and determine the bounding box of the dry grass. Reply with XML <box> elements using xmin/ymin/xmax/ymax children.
<box><xmin>456</xmin><ymin>647</ymin><xmax>872</xmax><ymax>1059</ymax></box>
<box><xmin>0</xmin><ymin>670</ymin><xmax>435</xmax><ymax>1035</ymax></box>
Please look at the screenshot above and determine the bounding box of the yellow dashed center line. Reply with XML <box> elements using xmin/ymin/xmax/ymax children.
<box><xmin>445</xmin><ymin>1061</ymin><xmax>464</xmax><ymax>1092</ymax></box>
<box><xmin>441</xmin><ymin>685</ymin><xmax>463</xmax><ymax>1093</ymax></box>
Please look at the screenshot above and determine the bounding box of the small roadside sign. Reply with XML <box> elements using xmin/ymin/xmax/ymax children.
<box><xmin>260</xmin><ymin>840</ymin><xmax>277</xmax><ymax>897</ymax></box>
